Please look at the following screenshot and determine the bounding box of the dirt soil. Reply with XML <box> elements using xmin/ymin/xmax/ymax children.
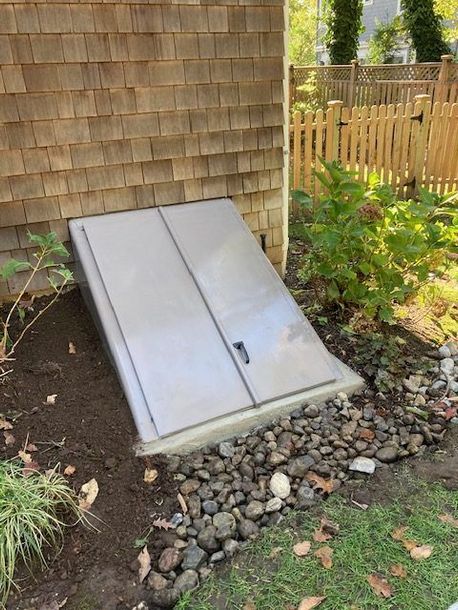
<box><xmin>1</xmin><ymin>289</ymin><xmax>179</xmax><ymax>610</ymax></box>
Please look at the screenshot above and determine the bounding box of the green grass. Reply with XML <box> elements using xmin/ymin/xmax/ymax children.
<box><xmin>0</xmin><ymin>459</ymin><xmax>81</xmax><ymax>607</ymax></box>
<box><xmin>177</xmin><ymin>474</ymin><xmax>458</xmax><ymax>610</ymax></box>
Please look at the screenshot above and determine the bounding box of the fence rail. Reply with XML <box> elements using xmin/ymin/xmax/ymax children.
<box><xmin>290</xmin><ymin>55</ymin><xmax>458</xmax><ymax>110</ymax></box>
<box><xmin>290</xmin><ymin>95</ymin><xmax>458</xmax><ymax>210</ymax></box>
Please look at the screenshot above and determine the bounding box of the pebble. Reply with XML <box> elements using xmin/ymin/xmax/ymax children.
<box><xmin>269</xmin><ymin>472</ymin><xmax>291</xmax><ymax>499</ymax></box>
<box><xmin>349</xmin><ymin>456</ymin><xmax>376</xmax><ymax>474</ymax></box>
<box><xmin>440</xmin><ymin>358</ymin><xmax>455</xmax><ymax>375</ymax></box>
<box><xmin>181</xmin><ymin>546</ymin><xmax>208</xmax><ymax>571</ymax></box>
<box><xmin>265</xmin><ymin>497</ymin><xmax>282</xmax><ymax>513</ymax></box>
<box><xmin>218</xmin><ymin>442</ymin><xmax>235</xmax><ymax>459</ymax></box>
<box><xmin>375</xmin><ymin>446</ymin><xmax>398</xmax><ymax>463</ymax></box>
<box><xmin>245</xmin><ymin>500</ymin><xmax>265</xmax><ymax>521</ymax></box>
<box><xmin>174</xmin><ymin>570</ymin><xmax>199</xmax><ymax>593</ymax></box>
<box><xmin>158</xmin><ymin>548</ymin><xmax>182</xmax><ymax>573</ymax></box>
<box><xmin>237</xmin><ymin>518</ymin><xmax>260</xmax><ymax>540</ymax></box>
<box><xmin>287</xmin><ymin>455</ymin><xmax>315</xmax><ymax>477</ymax></box>
<box><xmin>296</xmin><ymin>485</ymin><xmax>316</xmax><ymax>508</ymax></box>
<box><xmin>303</xmin><ymin>404</ymin><xmax>319</xmax><ymax>418</ymax></box>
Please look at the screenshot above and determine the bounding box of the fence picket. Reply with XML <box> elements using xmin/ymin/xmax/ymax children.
<box><xmin>289</xmin><ymin>95</ymin><xmax>457</xmax><ymax>209</ymax></box>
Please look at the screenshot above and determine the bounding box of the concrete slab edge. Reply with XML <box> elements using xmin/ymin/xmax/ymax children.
<box><xmin>135</xmin><ymin>357</ymin><xmax>364</xmax><ymax>457</ymax></box>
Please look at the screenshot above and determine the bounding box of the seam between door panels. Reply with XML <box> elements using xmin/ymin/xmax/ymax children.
<box><xmin>158</xmin><ymin>205</ymin><xmax>261</xmax><ymax>407</ymax></box>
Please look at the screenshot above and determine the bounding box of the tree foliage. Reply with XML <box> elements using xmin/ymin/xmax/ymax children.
<box><xmin>289</xmin><ymin>0</ymin><xmax>317</xmax><ymax>66</ymax></box>
<box><xmin>368</xmin><ymin>16</ymin><xmax>405</xmax><ymax>64</ymax></box>
<box><xmin>401</xmin><ymin>0</ymin><xmax>450</xmax><ymax>62</ymax></box>
<box><xmin>434</xmin><ymin>0</ymin><xmax>458</xmax><ymax>49</ymax></box>
<box><xmin>323</xmin><ymin>0</ymin><xmax>364</xmax><ymax>65</ymax></box>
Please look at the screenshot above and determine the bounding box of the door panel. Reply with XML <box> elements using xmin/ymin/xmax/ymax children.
<box><xmin>162</xmin><ymin>199</ymin><xmax>340</xmax><ymax>404</ymax></box>
<box><xmin>83</xmin><ymin>208</ymin><xmax>253</xmax><ymax>436</ymax></box>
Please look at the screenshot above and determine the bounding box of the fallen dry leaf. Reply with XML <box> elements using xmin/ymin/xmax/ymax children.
<box><xmin>438</xmin><ymin>513</ymin><xmax>458</xmax><ymax>528</ymax></box>
<box><xmin>0</xmin><ymin>418</ymin><xmax>13</xmax><ymax>430</ymax></box>
<box><xmin>242</xmin><ymin>603</ymin><xmax>256</xmax><ymax>610</ymax></box>
<box><xmin>298</xmin><ymin>596</ymin><xmax>326</xmax><ymax>610</ymax></box>
<box><xmin>22</xmin><ymin>461</ymin><xmax>40</xmax><ymax>477</ymax></box>
<box><xmin>313</xmin><ymin>528</ymin><xmax>332</xmax><ymax>543</ymax></box>
<box><xmin>3</xmin><ymin>431</ymin><xmax>15</xmax><ymax>446</ymax></box>
<box><xmin>64</xmin><ymin>464</ymin><xmax>76</xmax><ymax>476</ymax></box>
<box><xmin>79</xmin><ymin>478</ymin><xmax>99</xmax><ymax>510</ymax></box>
<box><xmin>314</xmin><ymin>545</ymin><xmax>333</xmax><ymax>569</ymax></box>
<box><xmin>45</xmin><ymin>394</ymin><xmax>57</xmax><ymax>405</ymax></box>
<box><xmin>152</xmin><ymin>517</ymin><xmax>174</xmax><ymax>530</ymax></box>
<box><xmin>137</xmin><ymin>546</ymin><xmax>151</xmax><ymax>584</ymax></box>
<box><xmin>305</xmin><ymin>472</ymin><xmax>336</xmax><ymax>494</ymax></box>
<box><xmin>177</xmin><ymin>492</ymin><xmax>188</xmax><ymax>514</ymax></box>
<box><xmin>367</xmin><ymin>573</ymin><xmax>392</xmax><ymax>598</ymax></box>
<box><xmin>402</xmin><ymin>539</ymin><xmax>418</xmax><ymax>552</ymax></box>
<box><xmin>18</xmin><ymin>449</ymin><xmax>33</xmax><ymax>463</ymax></box>
<box><xmin>444</xmin><ymin>407</ymin><xmax>457</xmax><ymax>421</ymax></box>
<box><xmin>26</xmin><ymin>443</ymin><xmax>38</xmax><ymax>452</ymax></box>
<box><xmin>391</xmin><ymin>526</ymin><xmax>408</xmax><ymax>541</ymax></box>
<box><xmin>144</xmin><ymin>467</ymin><xmax>159</xmax><ymax>484</ymax></box>
<box><xmin>68</xmin><ymin>342</ymin><xmax>76</xmax><ymax>354</ymax></box>
<box><xmin>293</xmin><ymin>540</ymin><xmax>311</xmax><ymax>557</ymax></box>
<box><xmin>390</xmin><ymin>564</ymin><xmax>407</xmax><ymax>578</ymax></box>
<box><xmin>410</xmin><ymin>545</ymin><xmax>433</xmax><ymax>561</ymax></box>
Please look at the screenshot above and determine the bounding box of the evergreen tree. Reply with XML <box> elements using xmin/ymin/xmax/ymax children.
<box><xmin>401</xmin><ymin>0</ymin><xmax>450</xmax><ymax>62</ymax></box>
<box><xmin>324</xmin><ymin>0</ymin><xmax>364</xmax><ymax>65</ymax></box>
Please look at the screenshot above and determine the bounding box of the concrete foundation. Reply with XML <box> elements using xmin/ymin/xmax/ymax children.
<box><xmin>136</xmin><ymin>357</ymin><xmax>364</xmax><ymax>456</ymax></box>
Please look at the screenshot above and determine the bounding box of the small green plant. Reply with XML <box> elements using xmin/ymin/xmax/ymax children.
<box><xmin>368</xmin><ymin>16</ymin><xmax>405</xmax><ymax>64</ymax></box>
<box><xmin>0</xmin><ymin>231</ymin><xmax>73</xmax><ymax>364</ymax></box>
<box><xmin>0</xmin><ymin>459</ymin><xmax>81</xmax><ymax>606</ymax></box>
<box><xmin>291</xmin><ymin>161</ymin><xmax>458</xmax><ymax>322</ymax></box>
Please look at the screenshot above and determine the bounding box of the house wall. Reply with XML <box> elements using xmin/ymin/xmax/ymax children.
<box><xmin>0</xmin><ymin>0</ymin><xmax>286</xmax><ymax>297</ymax></box>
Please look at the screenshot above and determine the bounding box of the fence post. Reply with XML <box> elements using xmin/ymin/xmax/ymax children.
<box><xmin>349</xmin><ymin>59</ymin><xmax>359</xmax><ymax>108</ymax></box>
<box><xmin>326</xmin><ymin>100</ymin><xmax>343</xmax><ymax>162</ymax></box>
<box><xmin>412</xmin><ymin>94</ymin><xmax>432</xmax><ymax>195</ymax></box>
<box><xmin>438</xmin><ymin>54</ymin><xmax>454</xmax><ymax>104</ymax></box>
<box><xmin>289</xmin><ymin>64</ymin><xmax>296</xmax><ymax>108</ymax></box>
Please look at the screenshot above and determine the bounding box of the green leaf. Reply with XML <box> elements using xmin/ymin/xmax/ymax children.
<box><xmin>0</xmin><ymin>259</ymin><xmax>31</xmax><ymax>280</ymax></box>
<box><xmin>340</xmin><ymin>181</ymin><xmax>365</xmax><ymax>196</ymax></box>
<box><xmin>290</xmin><ymin>190</ymin><xmax>313</xmax><ymax>208</ymax></box>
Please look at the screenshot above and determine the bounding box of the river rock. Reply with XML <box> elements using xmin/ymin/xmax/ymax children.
<box><xmin>174</xmin><ymin>570</ymin><xmax>199</xmax><ymax>593</ymax></box>
<box><xmin>181</xmin><ymin>545</ymin><xmax>208</xmax><ymax>571</ymax></box>
<box><xmin>245</xmin><ymin>500</ymin><xmax>265</xmax><ymax>521</ymax></box>
<box><xmin>202</xmin><ymin>500</ymin><xmax>219</xmax><ymax>516</ymax></box>
<box><xmin>148</xmin><ymin>588</ymin><xmax>179</xmax><ymax>609</ymax></box>
<box><xmin>158</xmin><ymin>548</ymin><xmax>182</xmax><ymax>573</ymax></box>
<box><xmin>265</xmin><ymin>497</ymin><xmax>282</xmax><ymax>513</ymax></box>
<box><xmin>237</xmin><ymin>518</ymin><xmax>260</xmax><ymax>540</ymax></box>
<box><xmin>287</xmin><ymin>455</ymin><xmax>315</xmax><ymax>478</ymax></box>
<box><xmin>213</xmin><ymin>512</ymin><xmax>236</xmax><ymax>533</ymax></box>
<box><xmin>147</xmin><ymin>571</ymin><xmax>168</xmax><ymax>591</ymax></box>
<box><xmin>304</xmin><ymin>404</ymin><xmax>319</xmax><ymax>418</ymax></box>
<box><xmin>296</xmin><ymin>484</ymin><xmax>316</xmax><ymax>508</ymax></box>
<box><xmin>269</xmin><ymin>472</ymin><xmax>291</xmax><ymax>499</ymax></box>
<box><xmin>349</xmin><ymin>456</ymin><xmax>376</xmax><ymax>474</ymax></box>
<box><xmin>218</xmin><ymin>441</ymin><xmax>235</xmax><ymax>458</ymax></box>
<box><xmin>197</xmin><ymin>526</ymin><xmax>219</xmax><ymax>553</ymax></box>
<box><xmin>375</xmin><ymin>446</ymin><xmax>398</xmax><ymax>463</ymax></box>
<box><xmin>440</xmin><ymin>358</ymin><xmax>455</xmax><ymax>375</ymax></box>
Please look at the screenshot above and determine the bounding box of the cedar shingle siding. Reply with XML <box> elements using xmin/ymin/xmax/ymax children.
<box><xmin>0</xmin><ymin>1</ymin><xmax>286</xmax><ymax>296</ymax></box>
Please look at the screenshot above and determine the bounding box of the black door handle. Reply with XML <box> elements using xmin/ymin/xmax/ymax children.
<box><xmin>233</xmin><ymin>341</ymin><xmax>250</xmax><ymax>364</ymax></box>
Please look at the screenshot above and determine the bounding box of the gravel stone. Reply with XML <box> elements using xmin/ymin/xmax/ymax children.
<box><xmin>304</xmin><ymin>404</ymin><xmax>319</xmax><ymax>418</ymax></box>
<box><xmin>158</xmin><ymin>548</ymin><xmax>182</xmax><ymax>573</ymax></box>
<box><xmin>245</xmin><ymin>500</ymin><xmax>265</xmax><ymax>521</ymax></box>
<box><xmin>237</xmin><ymin>518</ymin><xmax>260</xmax><ymax>540</ymax></box>
<box><xmin>269</xmin><ymin>472</ymin><xmax>291</xmax><ymax>499</ymax></box>
<box><xmin>265</xmin><ymin>497</ymin><xmax>282</xmax><ymax>513</ymax></box>
<box><xmin>287</xmin><ymin>455</ymin><xmax>315</xmax><ymax>478</ymax></box>
<box><xmin>197</xmin><ymin>526</ymin><xmax>219</xmax><ymax>553</ymax></box>
<box><xmin>296</xmin><ymin>485</ymin><xmax>316</xmax><ymax>508</ymax></box>
<box><xmin>213</xmin><ymin>512</ymin><xmax>236</xmax><ymax>532</ymax></box>
<box><xmin>202</xmin><ymin>500</ymin><xmax>219</xmax><ymax>516</ymax></box>
<box><xmin>181</xmin><ymin>545</ymin><xmax>208</xmax><ymax>571</ymax></box>
<box><xmin>349</xmin><ymin>456</ymin><xmax>376</xmax><ymax>474</ymax></box>
<box><xmin>375</xmin><ymin>446</ymin><xmax>399</xmax><ymax>463</ymax></box>
<box><xmin>218</xmin><ymin>441</ymin><xmax>235</xmax><ymax>458</ymax></box>
<box><xmin>147</xmin><ymin>571</ymin><xmax>168</xmax><ymax>591</ymax></box>
<box><xmin>174</xmin><ymin>570</ymin><xmax>199</xmax><ymax>593</ymax></box>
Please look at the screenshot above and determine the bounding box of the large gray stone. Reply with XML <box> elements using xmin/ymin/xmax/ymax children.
<box><xmin>174</xmin><ymin>570</ymin><xmax>199</xmax><ymax>593</ymax></box>
<box><xmin>237</xmin><ymin>518</ymin><xmax>260</xmax><ymax>540</ymax></box>
<box><xmin>181</xmin><ymin>545</ymin><xmax>208</xmax><ymax>571</ymax></box>
<box><xmin>245</xmin><ymin>500</ymin><xmax>264</xmax><ymax>521</ymax></box>
<box><xmin>375</xmin><ymin>446</ymin><xmax>398</xmax><ymax>463</ymax></box>
<box><xmin>287</xmin><ymin>455</ymin><xmax>315</xmax><ymax>478</ymax></box>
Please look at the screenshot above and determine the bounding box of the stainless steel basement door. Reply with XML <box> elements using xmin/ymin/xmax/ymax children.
<box><xmin>71</xmin><ymin>198</ymin><xmax>340</xmax><ymax>441</ymax></box>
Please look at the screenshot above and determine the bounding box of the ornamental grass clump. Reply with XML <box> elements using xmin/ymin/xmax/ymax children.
<box><xmin>0</xmin><ymin>459</ymin><xmax>81</xmax><ymax>606</ymax></box>
<box><xmin>291</xmin><ymin>160</ymin><xmax>458</xmax><ymax>322</ymax></box>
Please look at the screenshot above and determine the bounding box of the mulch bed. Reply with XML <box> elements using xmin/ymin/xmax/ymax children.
<box><xmin>0</xmin><ymin>247</ymin><xmax>445</xmax><ymax>610</ymax></box>
<box><xmin>1</xmin><ymin>289</ymin><xmax>179</xmax><ymax>610</ymax></box>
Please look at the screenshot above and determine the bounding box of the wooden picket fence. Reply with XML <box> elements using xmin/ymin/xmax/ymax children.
<box><xmin>290</xmin><ymin>94</ymin><xmax>458</xmax><ymax>210</ymax></box>
<box><xmin>290</xmin><ymin>55</ymin><xmax>458</xmax><ymax>110</ymax></box>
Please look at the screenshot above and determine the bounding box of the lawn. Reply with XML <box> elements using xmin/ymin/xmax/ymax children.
<box><xmin>177</xmin><ymin>469</ymin><xmax>458</xmax><ymax>610</ymax></box>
